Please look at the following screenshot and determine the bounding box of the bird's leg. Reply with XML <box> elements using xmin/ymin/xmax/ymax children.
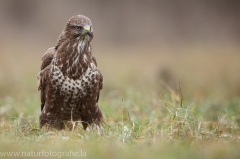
<box><xmin>81</xmin><ymin>116</ymin><xmax>90</xmax><ymax>130</ymax></box>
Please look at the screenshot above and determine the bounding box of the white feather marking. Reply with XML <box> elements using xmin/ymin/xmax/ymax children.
<box><xmin>66</xmin><ymin>43</ymin><xmax>70</xmax><ymax>51</ymax></box>
<box><xmin>90</xmin><ymin>62</ymin><xmax>96</xmax><ymax>69</ymax></box>
<box><xmin>82</xmin><ymin>76</ymin><xmax>87</xmax><ymax>82</ymax></box>
<box><xmin>83</xmin><ymin>54</ymin><xmax>87</xmax><ymax>63</ymax></box>
<box><xmin>75</xmin><ymin>79</ymin><xmax>83</xmax><ymax>91</ymax></box>
<box><xmin>85</xmin><ymin>67</ymin><xmax>91</xmax><ymax>75</ymax></box>
<box><xmin>52</xmin><ymin>75</ymin><xmax>58</xmax><ymax>80</ymax></box>
<box><xmin>77</xmin><ymin>40</ymin><xmax>86</xmax><ymax>54</ymax></box>
<box><xmin>73</xmin><ymin>56</ymin><xmax>79</xmax><ymax>66</ymax></box>
<box><xmin>73</xmin><ymin>42</ymin><xmax>77</xmax><ymax>48</ymax></box>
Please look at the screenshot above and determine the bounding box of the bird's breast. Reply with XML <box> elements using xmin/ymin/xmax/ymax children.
<box><xmin>50</xmin><ymin>64</ymin><xmax>99</xmax><ymax>101</ymax></box>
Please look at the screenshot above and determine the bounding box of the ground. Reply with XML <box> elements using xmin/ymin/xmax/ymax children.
<box><xmin>0</xmin><ymin>44</ymin><xmax>240</xmax><ymax>159</ymax></box>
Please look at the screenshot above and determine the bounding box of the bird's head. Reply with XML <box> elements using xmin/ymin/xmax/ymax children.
<box><xmin>65</xmin><ymin>15</ymin><xmax>93</xmax><ymax>39</ymax></box>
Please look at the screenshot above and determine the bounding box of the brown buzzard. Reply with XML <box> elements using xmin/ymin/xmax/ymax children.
<box><xmin>37</xmin><ymin>15</ymin><xmax>103</xmax><ymax>130</ymax></box>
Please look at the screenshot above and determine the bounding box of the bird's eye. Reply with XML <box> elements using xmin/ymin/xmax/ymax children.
<box><xmin>76</xmin><ymin>26</ymin><xmax>83</xmax><ymax>30</ymax></box>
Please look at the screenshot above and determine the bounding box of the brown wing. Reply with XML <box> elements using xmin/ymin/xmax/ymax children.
<box><xmin>96</xmin><ymin>71</ymin><xmax>103</xmax><ymax>102</ymax></box>
<box><xmin>92</xmin><ymin>55</ymin><xmax>101</xmax><ymax>102</ymax></box>
<box><xmin>92</xmin><ymin>56</ymin><xmax>97</xmax><ymax>66</ymax></box>
<box><xmin>41</xmin><ymin>47</ymin><xmax>55</xmax><ymax>70</ymax></box>
<box><xmin>37</xmin><ymin>47</ymin><xmax>56</xmax><ymax>111</ymax></box>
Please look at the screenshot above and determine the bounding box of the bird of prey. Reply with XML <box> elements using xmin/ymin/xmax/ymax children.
<box><xmin>37</xmin><ymin>15</ymin><xmax>103</xmax><ymax>130</ymax></box>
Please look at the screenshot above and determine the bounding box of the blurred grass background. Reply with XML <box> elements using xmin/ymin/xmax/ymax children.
<box><xmin>0</xmin><ymin>0</ymin><xmax>240</xmax><ymax>159</ymax></box>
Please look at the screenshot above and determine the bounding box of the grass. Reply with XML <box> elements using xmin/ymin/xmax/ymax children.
<box><xmin>0</xmin><ymin>45</ymin><xmax>240</xmax><ymax>158</ymax></box>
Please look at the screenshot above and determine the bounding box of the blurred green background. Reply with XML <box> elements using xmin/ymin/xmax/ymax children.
<box><xmin>0</xmin><ymin>0</ymin><xmax>239</xmax><ymax>100</ymax></box>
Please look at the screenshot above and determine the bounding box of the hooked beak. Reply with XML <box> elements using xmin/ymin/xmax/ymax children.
<box><xmin>84</xmin><ymin>25</ymin><xmax>93</xmax><ymax>37</ymax></box>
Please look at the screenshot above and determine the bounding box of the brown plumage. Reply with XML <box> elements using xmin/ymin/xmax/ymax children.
<box><xmin>37</xmin><ymin>15</ymin><xmax>103</xmax><ymax>130</ymax></box>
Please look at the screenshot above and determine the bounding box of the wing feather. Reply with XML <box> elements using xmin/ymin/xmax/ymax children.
<box><xmin>92</xmin><ymin>56</ymin><xmax>97</xmax><ymax>66</ymax></box>
<box><xmin>41</xmin><ymin>47</ymin><xmax>55</xmax><ymax>70</ymax></box>
<box><xmin>37</xmin><ymin>47</ymin><xmax>56</xmax><ymax>111</ymax></box>
<box><xmin>96</xmin><ymin>71</ymin><xmax>103</xmax><ymax>102</ymax></box>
